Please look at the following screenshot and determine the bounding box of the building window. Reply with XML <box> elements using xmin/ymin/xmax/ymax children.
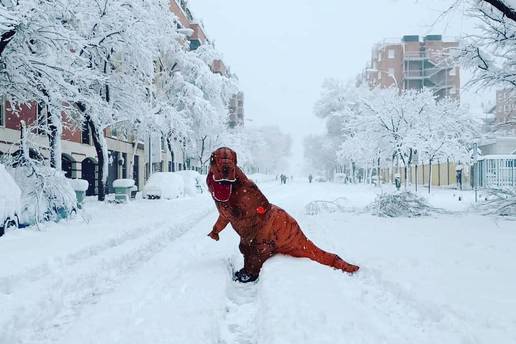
<box><xmin>449</xmin><ymin>68</ymin><xmax>456</xmax><ymax>76</ymax></box>
<box><xmin>450</xmin><ymin>87</ymin><xmax>457</xmax><ymax>95</ymax></box>
<box><xmin>377</xmin><ymin>53</ymin><xmax>382</xmax><ymax>62</ymax></box>
<box><xmin>388</xmin><ymin>49</ymin><xmax>395</xmax><ymax>59</ymax></box>
<box><xmin>388</xmin><ymin>68</ymin><xmax>395</xmax><ymax>76</ymax></box>
<box><xmin>0</xmin><ymin>97</ymin><xmax>4</xmax><ymax>127</ymax></box>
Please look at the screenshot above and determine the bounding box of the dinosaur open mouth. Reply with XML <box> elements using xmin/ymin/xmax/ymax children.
<box><xmin>210</xmin><ymin>179</ymin><xmax>233</xmax><ymax>202</ymax></box>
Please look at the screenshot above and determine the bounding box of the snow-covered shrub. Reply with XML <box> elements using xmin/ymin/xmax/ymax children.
<box><xmin>143</xmin><ymin>173</ymin><xmax>185</xmax><ymax>200</ymax></box>
<box><xmin>174</xmin><ymin>171</ymin><xmax>205</xmax><ymax>196</ymax></box>
<box><xmin>305</xmin><ymin>197</ymin><xmax>348</xmax><ymax>216</ymax></box>
<box><xmin>9</xmin><ymin>166</ymin><xmax>77</xmax><ymax>226</ymax></box>
<box><xmin>367</xmin><ymin>192</ymin><xmax>441</xmax><ymax>218</ymax></box>
<box><xmin>477</xmin><ymin>188</ymin><xmax>516</xmax><ymax>218</ymax></box>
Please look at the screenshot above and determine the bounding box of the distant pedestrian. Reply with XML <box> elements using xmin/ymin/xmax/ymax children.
<box><xmin>308</xmin><ymin>174</ymin><xmax>313</xmax><ymax>183</ymax></box>
<box><xmin>456</xmin><ymin>162</ymin><xmax>463</xmax><ymax>191</ymax></box>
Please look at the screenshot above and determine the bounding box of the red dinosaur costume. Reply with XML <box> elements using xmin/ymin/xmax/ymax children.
<box><xmin>207</xmin><ymin>147</ymin><xmax>359</xmax><ymax>283</ymax></box>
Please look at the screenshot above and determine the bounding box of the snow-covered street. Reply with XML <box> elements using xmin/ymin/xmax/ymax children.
<box><xmin>1</xmin><ymin>179</ymin><xmax>515</xmax><ymax>344</ymax></box>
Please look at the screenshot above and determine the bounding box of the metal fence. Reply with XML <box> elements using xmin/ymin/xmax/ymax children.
<box><xmin>478</xmin><ymin>155</ymin><xmax>516</xmax><ymax>188</ymax></box>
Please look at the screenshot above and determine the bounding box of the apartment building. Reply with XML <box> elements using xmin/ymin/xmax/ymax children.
<box><xmin>366</xmin><ymin>35</ymin><xmax>460</xmax><ymax>99</ymax></box>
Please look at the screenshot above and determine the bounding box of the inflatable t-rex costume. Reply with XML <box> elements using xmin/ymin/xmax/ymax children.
<box><xmin>207</xmin><ymin>147</ymin><xmax>359</xmax><ymax>283</ymax></box>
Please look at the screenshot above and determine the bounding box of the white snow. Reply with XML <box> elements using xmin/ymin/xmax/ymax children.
<box><xmin>0</xmin><ymin>179</ymin><xmax>514</xmax><ymax>343</ymax></box>
<box><xmin>70</xmin><ymin>179</ymin><xmax>89</xmax><ymax>192</ymax></box>
<box><xmin>143</xmin><ymin>172</ymin><xmax>185</xmax><ymax>199</ymax></box>
<box><xmin>112</xmin><ymin>178</ymin><xmax>135</xmax><ymax>189</ymax></box>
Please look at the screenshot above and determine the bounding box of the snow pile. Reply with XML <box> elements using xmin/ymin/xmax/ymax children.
<box><xmin>113</xmin><ymin>179</ymin><xmax>135</xmax><ymax>188</ymax></box>
<box><xmin>0</xmin><ymin>164</ymin><xmax>21</xmax><ymax>226</ymax></box>
<box><xmin>70</xmin><ymin>179</ymin><xmax>89</xmax><ymax>192</ymax></box>
<box><xmin>143</xmin><ymin>172</ymin><xmax>184</xmax><ymax>200</ymax></box>
<box><xmin>174</xmin><ymin>170</ymin><xmax>205</xmax><ymax>196</ymax></box>
<box><xmin>305</xmin><ymin>197</ymin><xmax>349</xmax><ymax>215</ymax></box>
<box><xmin>368</xmin><ymin>192</ymin><xmax>442</xmax><ymax>217</ymax></box>
<box><xmin>477</xmin><ymin>188</ymin><xmax>516</xmax><ymax>218</ymax></box>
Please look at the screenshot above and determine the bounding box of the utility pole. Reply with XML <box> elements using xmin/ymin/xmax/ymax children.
<box><xmin>473</xmin><ymin>142</ymin><xmax>479</xmax><ymax>203</ymax></box>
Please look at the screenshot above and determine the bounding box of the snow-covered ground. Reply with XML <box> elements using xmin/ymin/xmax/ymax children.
<box><xmin>1</xmin><ymin>180</ymin><xmax>515</xmax><ymax>344</ymax></box>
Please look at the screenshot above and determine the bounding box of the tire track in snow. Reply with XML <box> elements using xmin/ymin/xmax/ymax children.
<box><xmin>0</xmin><ymin>217</ymin><xmax>173</xmax><ymax>295</ymax></box>
<box><xmin>1</xmin><ymin>207</ymin><xmax>214</xmax><ymax>344</ymax></box>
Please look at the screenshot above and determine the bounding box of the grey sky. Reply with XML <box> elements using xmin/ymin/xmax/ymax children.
<box><xmin>189</xmin><ymin>0</ymin><xmax>483</xmax><ymax>172</ymax></box>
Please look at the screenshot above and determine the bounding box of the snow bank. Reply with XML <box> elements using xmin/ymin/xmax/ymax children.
<box><xmin>367</xmin><ymin>191</ymin><xmax>443</xmax><ymax>217</ymax></box>
<box><xmin>70</xmin><ymin>179</ymin><xmax>89</xmax><ymax>192</ymax></box>
<box><xmin>113</xmin><ymin>179</ymin><xmax>135</xmax><ymax>189</ymax></box>
<box><xmin>143</xmin><ymin>173</ymin><xmax>184</xmax><ymax>199</ymax></box>
<box><xmin>0</xmin><ymin>164</ymin><xmax>21</xmax><ymax>226</ymax></box>
<box><xmin>174</xmin><ymin>170</ymin><xmax>205</xmax><ymax>196</ymax></box>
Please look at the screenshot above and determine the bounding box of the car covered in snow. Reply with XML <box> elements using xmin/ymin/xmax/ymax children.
<box><xmin>174</xmin><ymin>170</ymin><xmax>205</xmax><ymax>196</ymax></box>
<box><xmin>9</xmin><ymin>166</ymin><xmax>77</xmax><ymax>225</ymax></box>
<box><xmin>143</xmin><ymin>172</ymin><xmax>185</xmax><ymax>200</ymax></box>
<box><xmin>0</xmin><ymin>164</ymin><xmax>22</xmax><ymax>237</ymax></box>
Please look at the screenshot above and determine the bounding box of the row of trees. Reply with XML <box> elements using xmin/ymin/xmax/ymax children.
<box><xmin>0</xmin><ymin>0</ymin><xmax>239</xmax><ymax>200</ymax></box>
<box><xmin>307</xmin><ymin>80</ymin><xmax>478</xmax><ymax>190</ymax></box>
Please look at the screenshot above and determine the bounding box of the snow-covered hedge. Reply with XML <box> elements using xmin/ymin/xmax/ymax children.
<box><xmin>367</xmin><ymin>192</ymin><xmax>442</xmax><ymax>218</ymax></box>
<box><xmin>477</xmin><ymin>188</ymin><xmax>516</xmax><ymax>218</ymax></box>
<box><xmin>143</xmin><ymin>173</ymin><xmax>184</xmax><ymax>200</ymax></box>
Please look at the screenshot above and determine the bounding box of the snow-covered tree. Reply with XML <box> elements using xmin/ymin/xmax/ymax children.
<box><xmin>457</xmin><ymin>0</ymin><xmax>516</xmax><ymax>89</ymax></box>
<box><xmin>0</xmin><ymin>0</ymin><xmax>99</xmax><ymax>170</ymax></box>
<box><xmin>311</xmin><ymin>79</ymin><xmax>477</xmax><ymax>190</ymax></box>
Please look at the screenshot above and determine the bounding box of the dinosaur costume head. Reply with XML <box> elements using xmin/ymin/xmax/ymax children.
<box><xmin>208</xmin><ymin>147</ymin><xmax>238</xmax><ymax>202</ymax></box>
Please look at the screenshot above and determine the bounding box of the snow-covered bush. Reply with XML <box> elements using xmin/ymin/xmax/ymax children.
<box><xmin>477</xmin><ymin>188</ymin><xmax>516</xmax><ymax>218</ymax></box>
<box><xmin>9</xmin><ymin>166</ymin><xmax>77</xmax><ymax>226</ymax></box>
<box><xmin>143</xmin><ymin>173</ymin><xmax>185</xmax><ymax>200</ymax></box>
<box><xmin>305</xmin><ymin>197</ymin><xmax>349</xmax><ymax>216</ymax></box>
<box><xmin>367</xmin><ymin>192</ymin><xmax>442</xmax><ymax>218</ymax></box>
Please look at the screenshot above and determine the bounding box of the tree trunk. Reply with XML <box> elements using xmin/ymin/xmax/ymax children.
<box><xmin>428</xmin><ymin>159</ymin><xmax>433</xmax><ymax>194</ymax></box>
<box><xmin>166</xmin><ymin>137</ymin><xmax>175</xmax><ymax>172</ymax></box>
<box><xmin>81</xmin><ymin>115</ymin><xmax>106</xmax><ymax>201</ymax></box>
<box><xmin>46</xmin><ymin>108</ymin><xmax>62</xmax><ymax>171</ymax></box>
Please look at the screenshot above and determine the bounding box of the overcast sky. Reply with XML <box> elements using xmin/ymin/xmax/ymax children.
<box><xmin>189</xmin><ymin>0</ymin><xmax>485</xmax><ymax>173</ymax></box>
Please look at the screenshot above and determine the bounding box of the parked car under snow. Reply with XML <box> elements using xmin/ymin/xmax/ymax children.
<box><xmin>0</xmin><ymin>164</ymin><xmax>22</xmax><ymax>237</ymax></box>
<box><xmin>143</xmin><ymin>172</ymin><xmax>185</xmax><ymax>200</ymax></box>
